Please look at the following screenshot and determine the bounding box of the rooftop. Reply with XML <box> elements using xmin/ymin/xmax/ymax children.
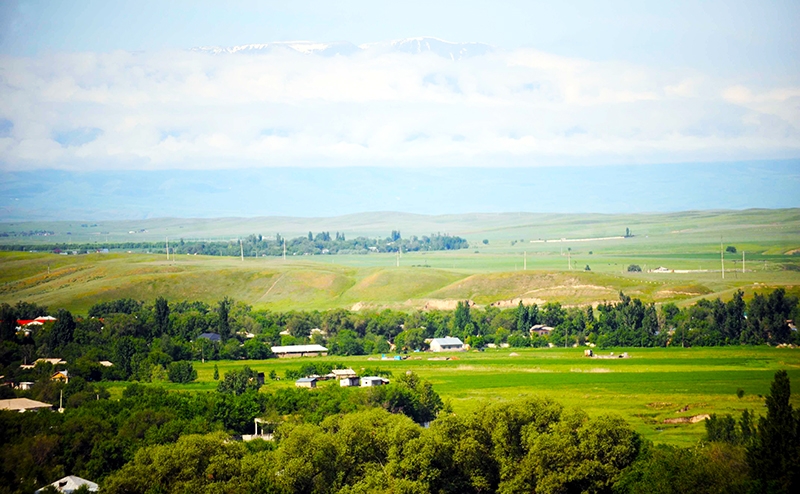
<box><xmin>431</xmin><ymin>337</ymin><xmax>463</xmax><ymax>345</ymax></box>
<box><xmin>271</xmin><ymin>344</ymin><xmax>328</xmax><ymax>353</ymax></box>
<box><xmin>0</xmin><ymin>397</ymin><xmax>53</xmax><ymax>412</ymax></box>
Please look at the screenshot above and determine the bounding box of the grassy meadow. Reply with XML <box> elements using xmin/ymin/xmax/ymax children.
<box><xmin>106</xmin><ymin>346</ymin><xmax>800</xmax><ymax>447</ymax></box>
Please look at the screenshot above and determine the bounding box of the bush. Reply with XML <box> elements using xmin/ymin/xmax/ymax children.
<box><xmin>627</xmin><ymin>264</ymin><xmax>642</xmax><ymax>272</ymax></box>
<box><xmin>167</xmin><ymin>361</ymin><xmax>197</xmax><ymax>383</ymax></box>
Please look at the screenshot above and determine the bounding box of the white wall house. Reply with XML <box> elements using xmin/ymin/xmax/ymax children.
<box><xmin>429</xmin><ymin>337</ymin><xmax>464</xmax><ymax>352</ymax></box>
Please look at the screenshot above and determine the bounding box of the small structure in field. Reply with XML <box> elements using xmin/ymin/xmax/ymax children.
<box><xmin>584</xmin><ymin>349</ymin><xmax>594</xmax><ymax>357</ymax></box>
<box><xmin>429</xmin><ymin>337</ymin><xmax>464</xmax><ymax>352</ymax></box>
<box><xmin>339</xmin><ymin>376</ymin><xmax>361</xmax><ymax>387</ymax></box>
<box><xmin>529</xmin><ymin>324</ymin><xmax>554</xmax><ymax>337</ymax></box>
<box><xmin>0</xmin><ymin>397</ymin><xmax>53</xmax><ymax>412</ymax></box>
<box><xmin>360</xmin><ymin>376</ymin><xmax>390</xmax><ymax>387</ymax></box>
<box><xmin>331</xmin><ymin>368</ymin><xmax>357</xmax><ymax>379</ymax></box>
<box><xmin>295</xmin><ymin>377</ymin><xmax>317</xmax><ymax>388</ymax></box>
<box><xmin>271</xmin><ymin>344</ymin><xmax>329</xmax><ymax>358</ymax></box>
<box><xmin>35</xmin><ymin>475</ymin><xmax>98</xmax><ymax>493</ymax></box>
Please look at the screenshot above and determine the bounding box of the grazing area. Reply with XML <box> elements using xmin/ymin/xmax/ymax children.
<box><xmin>169</xmin><ymin>346</ymin><xmax>800</xmax><ymax>447</ymax></box>
<box><xmin>1</xmin><ymin>211</ymin><xmax>799</xmax><ymax>314</ymax></box>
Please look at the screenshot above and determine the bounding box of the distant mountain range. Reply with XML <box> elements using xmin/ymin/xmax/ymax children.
<box><xmin>192</xmin><ymin>37</ymin><xmax>494</xmax><ymax>60</ymax></box>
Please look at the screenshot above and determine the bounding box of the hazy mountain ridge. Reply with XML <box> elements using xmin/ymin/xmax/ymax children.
<box><xmin>192</xmin><ymin>37</ymin><xmax>494</xmax><ymax>59</ymax></box>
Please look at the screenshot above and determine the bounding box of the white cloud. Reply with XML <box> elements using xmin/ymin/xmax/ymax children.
<box><xmin>0</xmin><ymin>41</ymin><xmax>798</xmax><ymax>171</ymax></box>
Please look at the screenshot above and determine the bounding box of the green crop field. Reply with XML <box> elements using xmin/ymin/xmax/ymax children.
<box><xmin>106</xmin><ymin>346</ymin><xmax>800</xmax><ymax>447</ymax></box>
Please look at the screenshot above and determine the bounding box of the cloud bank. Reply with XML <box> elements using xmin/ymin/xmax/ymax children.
<box><xmin>1</xmin><ymin>38</ymin><xmax>798</xmax><ymax>171</ymax></box>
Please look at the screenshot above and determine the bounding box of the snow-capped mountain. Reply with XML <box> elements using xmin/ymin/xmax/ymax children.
<box><xmin>193</xmin><ymin>37</ymin><xmax>494</xmax><ymax>59</ymax></box>
<box><xmin>360</xmin><ymin>37</ymin><xmax>493</xmax><ymax>60</ymax></box>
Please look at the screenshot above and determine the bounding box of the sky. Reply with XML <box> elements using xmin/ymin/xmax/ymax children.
<box><xmin>0</xmin><ymin>1</ymin><xmax>798</xmax><ymax>218</ymax></box>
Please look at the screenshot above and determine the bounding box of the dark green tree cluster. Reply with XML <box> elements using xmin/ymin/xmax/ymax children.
<box><xmin>99</xmin><ymin>397</ymin><xmax>639</xmax><ymax>494</ymax></box>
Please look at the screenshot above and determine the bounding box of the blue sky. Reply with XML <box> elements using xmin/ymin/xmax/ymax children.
<box><xmin>0</xmin><ymin>1</ymin><xmax>798</xmax><ymax>218</ymax></box>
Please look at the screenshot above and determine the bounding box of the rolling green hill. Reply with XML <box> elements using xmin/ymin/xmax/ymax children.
<box><xmin>2</xmin><ymin>209</ymin><xmax>798</xmax><ymax>313</ymax></box>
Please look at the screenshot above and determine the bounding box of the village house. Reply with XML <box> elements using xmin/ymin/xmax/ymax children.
<box><xmin>271</xmin><ymin>344</ymin><xmax>329</xmax><ymax>358</ymax></box>
<box><xmin>52</xmin><ymin>370</ymin><xmax>69</xmax><ymax>383</ymax></box>
<box><xmin>429</xmin><ymin>337</ymin><xmax>465</xmax><ymax>352</ymax></box>
<box><xmin>529</xmin><ymin>324</ymin><xmax>554</xmax><ymax>337</ymax></box>
<box><xmin>20</xmin><ymin>357</ymin><xmax>67</xmax><ymax>370</ymax></box>
<box><xmin>197</xmin><ymin>332</ymin><xmax>222</xmax><ymax>343</ymax></box>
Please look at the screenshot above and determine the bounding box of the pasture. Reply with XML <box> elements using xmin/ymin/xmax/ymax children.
<box><xmin>1</xmin><ymin>209</ymin><xmax>798</xmax><ymax>312</ymax></box>
<box><xmin>122</xmin><ymin>346</ymin><xmax>800</xmax><ymax>448</ymax></box>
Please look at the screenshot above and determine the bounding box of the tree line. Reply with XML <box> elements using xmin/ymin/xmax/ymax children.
<box><xmin>0</xmin><ymin>231</ymin><xmax>469</xmax><ymax>257</ymax></box>
<box><xmin>1</xmin><ymin>289</ymin><xmax>798</xmax><ymax>386</ymax></box>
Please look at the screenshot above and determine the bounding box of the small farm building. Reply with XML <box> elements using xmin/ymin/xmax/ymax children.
<box><xmin>197</xmin><ymin>332</ymin><xmax>222</xmax><ymax>342</ymax></box>
<box><xmin>295</xmin><ymin>377</ymin><xmax>317</xmax><ymax>388</ymax></box>
<box><xmin>271</xmin><ymin>344</ymin><xmax>328</xmax><ymax>358</ymax></box>
<box><xmin>429</xmin><ymin>337</ymin><xmax>464</xmax><ymax>352</ymax></box>
<box><xmin>331</xmin><ymin>368</ymin><xmax>357</xmax><ymax>379</ymax></box>
<box><xmin>360</xmin><ymin>376</ymin><xmax>390</xmax><ymax>387</ymax></box>
<box><xmin>339</xmin><ymin>377</ymin><xmax>360</xmax><ymax>387</ymax></box>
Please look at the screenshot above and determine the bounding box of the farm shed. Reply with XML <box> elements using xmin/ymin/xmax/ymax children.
<box><xmin>339</xmin><ymin>377</ymin><xmax>360</xmax><ymax>387</ymax></box>
<box><xmin>271</xmin><ymin>344</ymin><xmax>329</xmax><ymax>358</ymax></box>
<box><xmin>197</xmin><ymin>332</ymin><xmax>222</xmax><ymax>342</ymax></box>
<box><xmin>331</xmin><ymin>368</ymin><xmax>357</xmax><ymax>379</ymax></box>
<box><xmin>360</xmin><ymin>376</ymin><xmax>390</xmax><ymax>387</ymax></box>
<box><xmin>429</xmin><ymin>337</ymin><xmax>465</xmax><ymax>352</ymax></box>
<box><xmin>295</xmin><ymin>377</ymin><xmax>317</xmax><ymax>388</ymax></box>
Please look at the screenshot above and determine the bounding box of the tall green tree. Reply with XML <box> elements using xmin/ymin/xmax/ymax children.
<box><xmin>49</xmin><ymin>308</ymin><xmax>76</xmax><ymax>350</ymax></box>
<box><xmin>747</xmin><ymin>370</ymin><xmax>799</xmax><ymax>493</ymax></box>
<box><xmin>216</xmin><ymin>297</ymin><xmax>232</xmax><ymax>342</ymax></box>
<box><xmin>154</xmin><ymin>296</ymin><xmax>170</xmax><ymax>337</ymax></box>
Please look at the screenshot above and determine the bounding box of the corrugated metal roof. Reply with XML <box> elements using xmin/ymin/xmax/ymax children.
<box><xmin>271</xmin><ymin>344</ymin><xmax>328</xmax><ymax>353</ymax></box>
<box><xmin>431</xmin><ymin>337</ymin><xmax>463</xmax><ymax>345</ymax></box>
<box><xmin>296</xmin><ymin>377</ymin><xmax>317</xmax><ymax>382</ymax></box>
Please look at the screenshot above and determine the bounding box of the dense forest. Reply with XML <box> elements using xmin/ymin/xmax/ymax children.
<box><xmin>0</xmin><ymin>230</ymin><xmax>470</xmax><ymax>256</ymax></box>
<box><xmin>1</xmin><ymin>290</ymin><xmax>799</xmax><ymax>493</ymax></box>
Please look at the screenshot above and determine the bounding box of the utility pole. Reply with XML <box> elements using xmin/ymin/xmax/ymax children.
<box><xmin>720</xmin><ymin>238</ymin><xmax>724</xmax><ymax>279</ymax></box>
<box><xmin>240</xmin><ymin>239</ymin><xmax>244</xmax><ymax>261</ymax></box>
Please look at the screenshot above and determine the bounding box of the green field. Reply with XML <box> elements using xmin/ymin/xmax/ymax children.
<box><xmin>107</xmin><ymin>346</ymin><xmax>800</xmax><ymax>447</ymax></box>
